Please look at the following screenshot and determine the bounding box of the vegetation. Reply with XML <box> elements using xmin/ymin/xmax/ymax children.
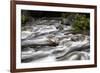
<box><xmin>71</xmin><ymin>13</ymin><xmax>90</xmax><ymax>34</ymax></box>
<box><xmin>61</xmin><ymin>13</ymin><xmax>90</xmax><ymax>35</ymax></box>
<box><xmin>21</xmin><ymin>10</ymin><xmax>90</xmax><ymax>35</ymax></box>
<box><xmin>21</xmin><ymin>15</ymin><xmax>29</xmax><ymax>26</ymax></box>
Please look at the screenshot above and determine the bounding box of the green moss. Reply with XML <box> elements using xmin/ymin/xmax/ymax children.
<box><xmin>21</xmin><ymin>15</ymin><xmax>29</xmax><ymax>26</ymax></box>
<box><xmin>72</xmin><ymin>14</ymin><xmax>90</xmax><ymax>34</ymax></box>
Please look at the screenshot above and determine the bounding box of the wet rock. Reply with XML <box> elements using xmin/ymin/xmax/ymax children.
<box><xmin>22</xmin><ymin>36</ymin><xmax>59</xmax><ymax>47</ymax></box>
<box><xmin>59</xmin><ymin>38</ymin><xmax>72</xmax><ymax>47</ymax></box>
<box><xmin>36</xmin><ymin>25</ymin><xmax>58</xmax><ymax>34</ymax></box>
<box><xmin>71</xmin><ymin>34</ymin><xmax>85</xmax><ymax>41</ymax></box>
<box><xmin>37</xmin><ymin>46</ymin><xmax>55</xmax><ymax>51</ymax></box>
<box><xmin>21</xmin><ymin>26</ymin><xmax>33</xmax><ymax>31</ymax></box>
<box><xmin>55</xmin><ymin>39</ymin><xmax>90</xmax><ymax>60</ymax></box>
<box><xmin>52</xmin><ymin>46</ymin><xmax>67</xmax><ymax>58</ymax></box>
<box><xmin>21</xmin><ymin>47</ymin><xmax>35</xmax><ymax>52</ymax></box>
<box><xmin>56</xmin><ymin>51</ymin><xmax>89</xmax><ymax>61</ymax></box>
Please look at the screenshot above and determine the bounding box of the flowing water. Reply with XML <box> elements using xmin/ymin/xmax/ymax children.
<box><xmin>21</xmin><ymin>17</ymin><xmax>90</xmax><ymax>63</ymax></box>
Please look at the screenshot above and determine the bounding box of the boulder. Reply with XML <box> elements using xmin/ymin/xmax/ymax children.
<box><xmin>21</xmin><ymin>36</ymin><xmax>59</xmax><ymax>47</ymax></box>
<box><xmin>54</xmin><ymin>39</ymin><xmax>90</xmax><ymax>60</ymax></box>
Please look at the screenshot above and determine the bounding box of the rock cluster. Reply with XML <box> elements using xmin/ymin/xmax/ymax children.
<box><xmin>21</xmin><ymin>17</ymin><xmax>90</xmax><ymax>63</ymax></box>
